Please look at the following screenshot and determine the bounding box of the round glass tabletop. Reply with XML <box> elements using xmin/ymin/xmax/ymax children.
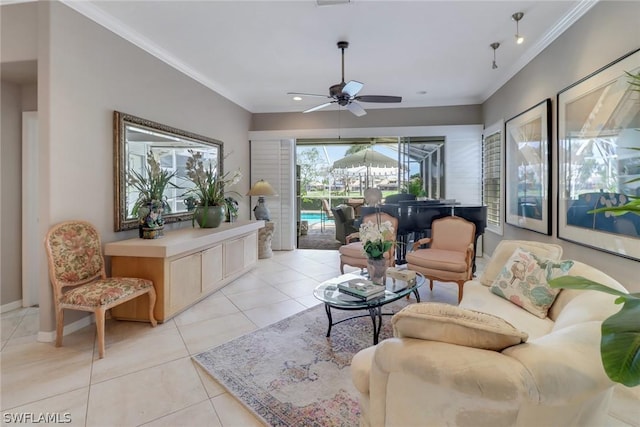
<box><xmin>314</xmin><ymin>271</ymin><xmax>424</xmax><ymax>309</ymax></box>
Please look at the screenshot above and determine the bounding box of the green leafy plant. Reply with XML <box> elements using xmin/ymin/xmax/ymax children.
<box><xmin>128</xmin><ymin>152</ymin><xmax>177</xmax><ymax>219</ymax></box>
<box><xmin>549</xmin><ymin>276</ymin><xmax>640</xmax><ymax>387</ymax></box>
<box><xmin>359</xmin><ymin>216</ymin><xmax>394</xmax><ymax>260</ymax></box>
<box><xmin>183</xmin><ymin>150</ymin><xmax>242</xmax><ymax>208</ymax></box>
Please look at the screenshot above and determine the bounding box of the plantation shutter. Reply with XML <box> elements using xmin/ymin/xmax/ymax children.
<box><xmin>483</xmin><ymin>129</ymin><xmax>503</xmax><ymax>235</ymax></box>
<box><xmin>445</xmin><ymin>132</ymin><xmax>482</xmax><ymax>204</ymax></box>
<box><xmin>250</xmin><ymin>139</ymin><xmax>296</xmax><ymax>250</ymax></box>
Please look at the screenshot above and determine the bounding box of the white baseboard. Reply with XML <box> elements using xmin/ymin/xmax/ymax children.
<box><xmin>37</xmin><ymin>314</ymin><xmax>94</xmax><ymax>343</ymax></box>
<box><xmin>0</xmin><ymin>300</ymin><xmax>23</xmax><ymax>314</ymax></box>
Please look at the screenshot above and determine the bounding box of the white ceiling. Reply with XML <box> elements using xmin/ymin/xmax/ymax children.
<box><xmin>64</xmin><ymin>0</ymin><xmax>594</xmax><ymax>115</ymax></box>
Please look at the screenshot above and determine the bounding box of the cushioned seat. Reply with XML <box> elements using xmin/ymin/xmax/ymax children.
<box><xmin>406</xmin><ymin>216</ymin><xmax>476</xmax><ymax>302</ymax></box>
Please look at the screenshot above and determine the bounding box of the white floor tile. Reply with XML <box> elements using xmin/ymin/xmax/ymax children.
<box><xmin>210</xmin><ymin>393</ymin><xmax>264</xmax><ymax>427</ymax></box>
<box><xmin>141</xmin><ymin>400</ymin><xmax>222</xmax><ymax>427</ymax></box>
<box><xmin>86</xmin><ymin>357</ymin><xmax>208</xmax><ymax>426</ymax></box>
<box><xmin>1</xmin><ymin>387</ymin><xmax>89</xmax><ymax>426</ymax></box>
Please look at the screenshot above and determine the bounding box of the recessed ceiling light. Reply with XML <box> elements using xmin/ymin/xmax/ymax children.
<box><xmin>316</xmin><ymin>0</ymin><xmax>350</xmax><ymax>5</ymax></box>
<box><xmin>293</xmin><ymin>96</ymin><xmax>302</xmax><ymax>101</ymax></box>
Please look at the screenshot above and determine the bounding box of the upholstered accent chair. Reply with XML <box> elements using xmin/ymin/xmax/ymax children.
<box><xmin>406</xmin><ymin>215</ymin><xmax>476</xmax><ymax>302</ymax></box>
<box><xmin>332</xmin><ymin>204</ymin><xmax>358</xmax><ymax>244</ymax></box>
<box><xmin>339</xmin><ymin>211</ymin><xmax>398</xmax><ymax>274</ymax></box>
<box><xmin>44</xmin><ymin>220</ymin><xmax>157</xmax><ymax>358</ymax></box>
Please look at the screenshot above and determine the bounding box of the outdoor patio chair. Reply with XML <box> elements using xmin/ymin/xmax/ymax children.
<box><xmin>321</xmin><ymin>199</ymin><xmax>334</xmax><ymax>232</ymax></box>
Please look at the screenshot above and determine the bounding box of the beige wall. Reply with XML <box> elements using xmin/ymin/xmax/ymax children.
<box><xmin>0</xmin><ymin>2</ymin><xmax>38</xmax><ymax>63</ymax></box>
<box><xmin>251</xmin><ymin>104</ymin><xmax>482</xmax><ymax>131</ymax></box>
<box><xmin>482</xmin><ymin>1</ymin><xmax>640</xmax><ymax>292</ymax></box>
<box><xmin>5</xmin><ymin>2</ymin><xmax>252</xmax><ymax>331</ymax></box>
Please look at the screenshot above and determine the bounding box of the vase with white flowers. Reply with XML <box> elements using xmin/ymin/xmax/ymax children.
<box><xmin>184</xmin><ymin>150</ymin><xmax>242</xmax><ymax>228</ymax></box>
<box><xmin>359</xmin><ymin>215</ymin><xmax>395</xmax><ymax>284</ymax></box>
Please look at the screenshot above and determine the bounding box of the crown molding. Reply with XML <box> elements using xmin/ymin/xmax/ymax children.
<box><xmin>59</xmin><ymin>0</ymin><xmax>253</xmax><ymax>112</ymax></box>
<box><xmin>481</xmin><ymin>0</ymin><xmax>599</xmax><ymax>102</ymax></box>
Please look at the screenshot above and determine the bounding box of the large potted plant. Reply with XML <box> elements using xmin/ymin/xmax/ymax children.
<box><xmin>184</xmin><ymin>150</ymin><xmax>242</xmax><ymax>228</ymax></box>
<box><xmin>128</xmin><ymin>152</ymin><xmax>177</xmax><ymax>238</ymax></box>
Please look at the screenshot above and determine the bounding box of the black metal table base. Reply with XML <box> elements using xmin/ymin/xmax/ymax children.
<box><xmin>323</xmin><ymin>287</ymin><xmax>420</xmax><ymax>345</ymax></box>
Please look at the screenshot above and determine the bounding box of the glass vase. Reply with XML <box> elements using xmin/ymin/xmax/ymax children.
<box><xmin>367</xmin><ymin>258</ymin><xmax>387</xmax><ymax>285</ymax></box>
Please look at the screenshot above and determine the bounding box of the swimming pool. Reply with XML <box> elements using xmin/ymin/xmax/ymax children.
<box><xmin>300</xmin><ymin>212</ymin><xmax>333</xmax><ymax>222</ymax></box>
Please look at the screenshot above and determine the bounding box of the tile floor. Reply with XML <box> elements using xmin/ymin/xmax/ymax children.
<box><xmin>1</xmin><ymin>249</ymin><xmax>638</xmax><ymax>426</ymax></box>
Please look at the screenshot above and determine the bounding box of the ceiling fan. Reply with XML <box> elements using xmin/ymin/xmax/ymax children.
<box><xmin>287</xmin><ymin>41</ymin><xmax>402</xmax><ymax>117</ymax></box>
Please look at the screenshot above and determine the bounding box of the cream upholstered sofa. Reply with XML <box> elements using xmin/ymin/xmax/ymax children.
<box><xmin>351</xmin><ymin>240</ymin><xmax>628</xmax><ymax>427</ymax></box>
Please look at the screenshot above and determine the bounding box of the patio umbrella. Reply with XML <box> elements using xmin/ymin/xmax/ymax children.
<box><xmin>332</xmin><ymin>148</ymin><xmax>398</xmax><ymax>169</ymax></box>
<box><xmin>332</xmin><ymin>148</ymin><xmax>398</xmax><ymax>189</ymax></box>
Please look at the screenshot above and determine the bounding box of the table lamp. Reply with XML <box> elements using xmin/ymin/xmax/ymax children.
<box><xmin>247</xmin><ymin>179</ymin><xmax>278</xmax><ymax>220</ymax></box>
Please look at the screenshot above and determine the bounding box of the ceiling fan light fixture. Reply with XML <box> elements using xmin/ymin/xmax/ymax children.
<box><xmin>490</xmin><ymin>42</ymin><xmax>500</xmax><ymax>70</ymax></box>
<box><xmin>288</xmin><ymin>40</ymin><xmax>401</xmax><ymax>117</ymax></box>
<box><xmin>512</xmin><ymin>12</ymin><xmax>525</xmax><ymax>44</ymax></box>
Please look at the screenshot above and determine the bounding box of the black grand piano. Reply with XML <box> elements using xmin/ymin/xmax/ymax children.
<box><xmin>359</xmin><ymin>200</ymin><xmax>487</xmax><ymax>268</ymax></box>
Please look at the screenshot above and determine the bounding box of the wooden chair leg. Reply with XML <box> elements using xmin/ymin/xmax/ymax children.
<box><xmin>340</xmin><ymin>261</ymin><xmax>345</xmax><ymax>274</ymax></box>
<box><xmin>55</xmin><ymin>308</ymin><xmax>64</xmax><ymax>348</ymax></box>
<box><xmin>429</xmin><ymin>279</ymin><xmax>434</xmax><ymax>291</ymax></box>
<box><xmin>457</xmin><ymin>281</ymin><xmax>465</xmax><ymax>303</ymax></box>
<box><xmin>95</xmin><ymin>308</ymin><xmax>106</xmax><ymax>359</ymax></box>
<box><xmin>147</xmin><ymin>289</ymin><xmax>158</xmax><ymax>327</ymax></box>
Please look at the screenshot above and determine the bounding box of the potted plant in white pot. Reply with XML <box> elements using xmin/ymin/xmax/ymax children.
<box><xmin>128</xmin><ymin>152</ymin><xmax>177</xmax><ymax>238</ymax></box>
<box><xmin>184</xmin><ymin>150</ymin><xmax>242</xmax><ymax>228</ymax></box>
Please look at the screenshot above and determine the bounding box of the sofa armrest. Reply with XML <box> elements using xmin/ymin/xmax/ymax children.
<box><xmin>363</xmin><ymin>338</ymin><xmax>537</xmax><ymax>427</ymax></box>
<box><xmin>371</xmin><ymin>338</ymin><xmax>536</xmax><ymax>398</ymax></box>
<box><xmin>503</xmin><ymin>321</ymin><xmax>613</xmax><ymax>405</ymax></box>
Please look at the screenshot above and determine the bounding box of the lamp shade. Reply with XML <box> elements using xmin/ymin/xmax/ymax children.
<box><xmin>246</xmin><ymin>180</ymin><xmax>278</xmax><ymax>197</ymax></box>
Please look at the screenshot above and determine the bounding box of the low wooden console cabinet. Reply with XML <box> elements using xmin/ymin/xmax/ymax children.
<box><xmin>105</xmin><ymin>220</ymin><xmax>264</xmax><ymax>322</ymax></box>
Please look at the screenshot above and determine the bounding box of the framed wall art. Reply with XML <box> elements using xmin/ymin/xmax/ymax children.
<box><xmin>505</xmin><ymin>98</ymin><xmax>552</xmax><ymax>234</ymax></box>
<box><xmin>557</xmin><ymin>49</ymin><xmax>640</xmax><ymax>260</ymax></box>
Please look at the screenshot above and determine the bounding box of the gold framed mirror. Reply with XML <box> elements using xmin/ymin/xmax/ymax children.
<box><xmin>114</xmin><ymin>111</ymin><xmax>223</xmax><ymax>231</ymax></box>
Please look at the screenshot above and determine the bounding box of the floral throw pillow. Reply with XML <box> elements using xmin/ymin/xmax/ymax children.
<box><xmin>490</xmin><ymin>247</ymin><xmax>574</xmax><ymax>318</ymax></box>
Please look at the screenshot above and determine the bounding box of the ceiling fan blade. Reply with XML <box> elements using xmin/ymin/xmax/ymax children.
<box><xmin>342</xmin><ymin>80</ymin><xmax>364</xmax><ymax>97</ymax></box>
<box><xmin>355</xmin><ymin>95</ymin><xmax>402</xmax><ymax>103</ymax></box>
<box><xmin>287</xmin><ymin>92</ymin><xmax>331</xmax><ymax>99</ymax></box>
<box><xmin>303</xmin><ymin>102</ymin><xmax>334</xmax><ymax>113</ymax></box>
<box><xmin>346</xmin><ymin>101</ymin><xmax>367</xmax><ymax>117</ymax></box>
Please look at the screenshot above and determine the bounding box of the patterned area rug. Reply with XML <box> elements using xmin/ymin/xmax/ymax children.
<box><xmin>194</xmin><ymin>302</ymin><xmax>407</xmax><ymax>426</ymax></box>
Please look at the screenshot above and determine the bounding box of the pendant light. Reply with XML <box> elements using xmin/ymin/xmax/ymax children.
<box><xmin>512</xmin><ymin>12</ymin><xmax>525</xmax><ymax>44</ymax></box>
<box><xmin>490</xmin><ymin>42</ymin><xmax>500</xmax><ymax>69</ymax></box>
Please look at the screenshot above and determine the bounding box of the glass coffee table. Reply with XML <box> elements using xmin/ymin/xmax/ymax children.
<box><xmin>313</xmin><ymin>272</ymin><xmax>424</xmax><ymax>345</ymax></box>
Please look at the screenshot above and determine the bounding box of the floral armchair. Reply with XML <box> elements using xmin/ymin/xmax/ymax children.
<box><xmin>44</xmin><ymin>220</ymin><xmax>157</xmax><ymax>358</ymax></box>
